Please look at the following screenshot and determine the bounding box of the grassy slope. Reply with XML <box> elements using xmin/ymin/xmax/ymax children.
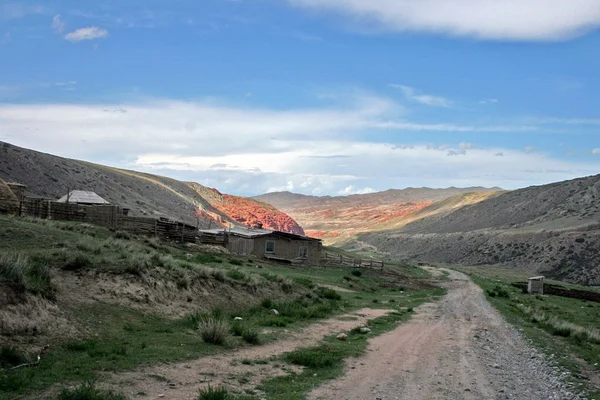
<box><xmin>0</xmin><ymin>215</ymin><xmax>442</xmax><ymax>400</ymax></box>
<box><xmin>458</xmin><ymin>266</ymin><xmax>600</xmax><ymax>398</ymax></box>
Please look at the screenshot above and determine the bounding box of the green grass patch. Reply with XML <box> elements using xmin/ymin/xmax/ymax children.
<box><xmin>58</xmin><ymin>383</ymin><xmax>127</xmax><ymax>400</ymax></box>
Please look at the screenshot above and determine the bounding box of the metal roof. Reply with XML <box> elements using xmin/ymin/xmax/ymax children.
<box><xmin>200</xmin><ymin>227</ymin><xmax>274</xmax><ymax>239</ymax></box>
<box><xmin>200</xmin><ymin>226</ymin><xmax>320</xmax><ymax>241</ymax></box>
<box><xmin>57</xmin><ymin>190</ymin><xmax>111</xmax><ymax>205</ymax></box>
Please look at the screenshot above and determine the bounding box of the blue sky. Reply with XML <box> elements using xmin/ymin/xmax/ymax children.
<box><xmin>1</xmin><ymin>0</ymin><xmax>600</xmax><ymax>196</ymax></box>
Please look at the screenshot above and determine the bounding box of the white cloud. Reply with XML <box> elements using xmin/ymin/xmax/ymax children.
<box><xmin>593</xmin><ymin>149</ymin><xmax>600</xmax><ymax>155</ymax></box>
<box><xmin>391</xmin><ymin>84</ymin><xmax>452</xmax><ymax>108</ymax></box>
<box><xmin>1</xmin><ymin>32</ymin><xmax>10</xmax><ymax>44</ymax></box>
<box><xmin>339</xmin><ymin>185</ymin><xmax>375</xmax><ymax>195</ymax></box>
<box><xmin>289</xmin><ymin>0</ymin><xmax>600</xmax><ymax>41</ymax></box>
<box><xmin>0</xmin><ymin>99</ymin><xmax>596</xmax><ymax>195</ymax></box>
<box><xmin>479</xmin><ymin>98</ymin><xmax>498</xmax><ymax>105</ymax></box>
<box><xmin>65</xmin><ymin>26</ymin><xmax>108</xmax><ymax>42</ymax></box>
<box><xmin>52</xmin><ymin>14</ymin><xmax>65</xmax><ymax>33</ymax></box>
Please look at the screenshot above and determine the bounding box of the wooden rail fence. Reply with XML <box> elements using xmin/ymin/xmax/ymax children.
<box><xmin>10</xmin><ymin>198</ymin><xmax>199</xmax><ymax>243</ymax></box>
<box><xmin>321</xmin><ymin>252</ymin><xmax>384</xmax><ymax>270</ymax></box>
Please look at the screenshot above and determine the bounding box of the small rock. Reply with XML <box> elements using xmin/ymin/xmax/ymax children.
<box><xmin>234</xmin><ymin>317</ymin><xmax>243</xmax><ymax>321</ymax></box>
<box><xmin>337</xmin><ymin>333</ymin><xmax>348</xmax><ymax>341</ymax></box>
<box><xmin>269</xmin><ymin>309</ymin><xmax>279</xmax><ymax>315</ymax></box>
<box><xmin>360</xmin><ymin>327</ymin><xmax>372</xmax><ymax>334</ymax></box>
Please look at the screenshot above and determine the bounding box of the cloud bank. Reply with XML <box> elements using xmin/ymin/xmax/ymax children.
<box><xmin>289</xmin><ymin>0</ymin><xmax>600</xmax><ymax>41</ymax></box>
<box><xmin>0</xmin><ymin>99</ymin><xmax>596</xmax><ymax>195</ymax></box>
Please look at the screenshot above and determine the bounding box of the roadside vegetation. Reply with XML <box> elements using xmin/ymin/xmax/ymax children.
<box><xmin>0</xmin><ymin>214</ymin><xmax>443</xmax><ymax>400</ymax></box>
<box><xmin>458</xmin><ymin>265</ymin><xmax>600</xmax><ymax>398</ymax></box>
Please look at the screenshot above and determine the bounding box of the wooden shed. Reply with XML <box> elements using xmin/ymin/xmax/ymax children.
<box><xmin>199</xmin><ymin>227</ymin><xmax>322</xmax><ymax>265</ymax></box>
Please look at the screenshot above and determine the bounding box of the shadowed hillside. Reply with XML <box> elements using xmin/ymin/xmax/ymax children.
<box><xmin>358</xmin><ymin>174</ymin><xmax>600</xmax><ymax>285</ymax></box>
<box><xmin>0</xmin><ymin>141</ymin><xmax>304</xmax><ymax>234</ymax></box>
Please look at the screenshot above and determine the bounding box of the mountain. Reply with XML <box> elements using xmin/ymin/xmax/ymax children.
<box><xmin>358</xmin><ymin>174</ymin><xmax>600</xmax><ymax>285</ymax></box>
<box><xmin>0</xmin><ymin>141</ymin><xmax>304</xmax><ymax>234</ymax></box>
<box><xmin>254</xmin><ymin>187</ymin><xmax>501</xmax><ymax>244</ymax></box>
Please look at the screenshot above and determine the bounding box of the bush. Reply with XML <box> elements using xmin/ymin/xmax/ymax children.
<box><xmin>280</xmin><ymin>279</ymin><xmax>294</xmax><ymax>294</ymax></box>
<box><xmin>229</xmin><ymin>259</ymin><xmax>243</xmax><ymax>266</ymax></box>
<box><xmin>197</xmin><ymin>317</ymin><xmax>230</xmax><ymax>345</ymax></box>
<box><xmin>241</xmin><ymin>327</ymin><xmax>261</xmax><ymax>345</ymax></box>
<box><xmin>316</xmin><ymin>287</ymin><xmax>341</xmax><ymax>301</ymax></box>
<box><xmin>198</xmin><ymin>385</ymin><xmax>229</xmax><ymax>400</ymax></box>
<box><xmin>0</xmin><ymin>254</ymin><xmax>54</xmax><ymax>297</ymax></box>
<box><xmin>351</xmin><ymin>270</ymin><xmax>362</xmax><ymax>277</ymax></box>
<box><xmin>0</xmin><ymin>346</ymin><xmax>27</xmax><ymax>369</ymax></box>
<box><xmin>0</xmin><ymin>253</ymin><xmax>27</xmax><ymax>287</ymax></box>
<box><xmin>230</xmin><ymin>320</ymin><xmax>244</xmax><ymax>337</ymax></box>
<box><xmin>261</xmin><ymin>298</ymin><xmax>274</xmax><ymax>309</ymax></box>
<box><xmin>114</xmin><ymin>230</ymin><xmax>132</xmax><ymax>240</ymax></box>
<box><xmin>227</xmin><ymin>269</ymin><xmax>247</xmax><ymax>281</ymax></box>
<box><xmin>63</xmin><ymin>252</ymin><xmax>93</xmax><ymax>271</ymax></box>
<box><xmin>58</xmin><ymin>383</ymin><xmax>127</xmax><ymax>400</ymax></box>
<box><xmin>124</xmin><ymin>254</ymin><xmax>152</xmax><ymax>275</ymax></box>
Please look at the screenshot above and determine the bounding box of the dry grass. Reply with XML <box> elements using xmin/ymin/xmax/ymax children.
<box><xmin>197</xmin><ymin>317</ymin><xmax>230</xmax><ymax>345</ymax></box>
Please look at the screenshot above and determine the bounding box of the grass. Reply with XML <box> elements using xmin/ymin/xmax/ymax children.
<box><xmin>198</xmin><ymin>385</ymin><xmax>229</xmax><ymax>400</ymax></box>
<box><xmin>197</xmin><ymin>317</ymin><xmax>231</xmax><ymax>345</ymax></box>
<box><xmin>0</xmin><ymin>253</ymin><xmax>54</xmax><ymax>297</ymax></box>
<box><xmin>459</xmin><ymin>267</ymin><xmax>600</xmax><ymax>398</ymax></box>
<box><xmin>58</xmin><ymin>383</ymin><xmax>127</xmax><ymax>400</ymax></box>
<box><xmin>0</xmin><ymin>214</ymin><xmax>442</xmax><ymax>399</ymax></box>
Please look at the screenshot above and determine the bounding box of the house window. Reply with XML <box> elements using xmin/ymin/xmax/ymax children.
<box><xmin>298</xmin><ymin>246</ymin><xmax>308</xmax><ymax>258</ymax></box>
<box><xmin>265</xmin><ymin>240</ymin><xmax>275</xmax><ymax>254</ymax></box>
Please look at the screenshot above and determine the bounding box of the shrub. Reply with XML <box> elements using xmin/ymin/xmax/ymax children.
<box><xmin>351</xmin><ymin>270</ymin><xmax>362</xmax><ymax>277</ymax></box>
<box><xmin>227</xmin><ymin>269</ymin><xmax>247</xmax><ymax>281</ymax></box>
<box><xmin>58</xmin><ymin>383</ymin><xmax>127</xmax><ymax>400</ymax></box>
<box><xmin>198</xmin><ymin>385</ymin><xmax>229</xmax><ymax>400</ymax></box>
<box><xmin>241</xmin><ymin>327</ymin><xmax>261</xmax><ymax>345</ymax></box>
<box><xmin>280</xmin><ymin>278</ymin><xmax>294</xmax><ymax>294</ymax></box>
<box><xmin>0</xmin><ymin>254</ymin><xmax>54</xmax><ymax>297</ymax></box>
<box><xmin>230</xmin><ymin>320</ymin><xmax>244</xmax><ymax>337</ymax></box>
<box><xmin>316</xmin><ymin>287</ymin><xmax>341</xmax><ymax>301</ymax></box>
<box><xmin>125</xmin><ymin>254</ymin><xmax>152</xmax><ymax>275</ymax></box>
<box><xmin>63</xmin><ymin>252</ymin><xmax>93</xmax><ymax>271</ymax></box>
<box><xmin>114</xmin><ymin>230</ymin><xmax>132</xmax><ymax>240</ymax></box>
<box><xmin>261</xmin><ymin>298</ymin><xmax>274</xmax><ymax>309</ymax></box>
<box><xmin>198</xmin><ymin>317</ymin><xmax>230</xmax><ymax>345</ymax></box>
<box><xmin>229</xmin><ymin>259</ymin><xmax>243</xmax><ymax>266</ymax></box>
<box><xmin>0</xmin><ymin>253</ymin><xmax>27</xmax><ymax>287</ymax></box>
<box><xmin>211</xmin><ymin>269</ymin><xmax>227</xmax><ymax>282</ymax></box>
<box><xmin>0</xmin><ymin>346</ymin><xmax>27</xmax><ymax>369</ymax></box>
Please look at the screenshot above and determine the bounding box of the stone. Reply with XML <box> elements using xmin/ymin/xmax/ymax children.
<box><xmin>337</xmin><ymin>333</ymin><xmax>348</xmax><ymax>341</ymax></box>
<box><xmin>269</xmin><ymin>309</ymin><xmax>279</xmax><ymax>315</ymax></box>
<box><xmin>360</xmin><ymin>327</ymin><xmax>372</xmax><ymax>334</ymax></box>
<box><xmin>234</xmin><ymin>317</ymin><xmax>243</xmax><ymax>321</ymax></box>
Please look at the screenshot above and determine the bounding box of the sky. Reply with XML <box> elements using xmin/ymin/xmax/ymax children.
<box><xmin>1</xmin><ymin>0</ymin><xmax>600</xmax><ymax>196</ymax></box>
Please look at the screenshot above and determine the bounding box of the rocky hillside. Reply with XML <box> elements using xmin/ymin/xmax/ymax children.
<box><xmin>255</xmin><ymin>187</ymin><xmax>501</xmax><ymax>244</ymax></box>
<box><xmin>358</xmin><ymin>174</ymin><xmax>600</xmax><ymax>285</ymax></box>
<box><xmin>0</xmin><ymin>141</ymin><xmax>304</xmax><ymax>234</ymax></box>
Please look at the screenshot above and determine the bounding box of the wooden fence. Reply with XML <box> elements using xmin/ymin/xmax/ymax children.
<box><xmin>12</xmin><ymin>198</ymin><xmax>199</xmax><ymax>243</ymax></box>
<box><xmin>321</xmin><ymin>252</ymin><xmax>384</xmax><ymax>270</ymax></box>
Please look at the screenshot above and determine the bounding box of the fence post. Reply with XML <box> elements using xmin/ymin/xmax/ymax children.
<box><xmin>154</xmin><ymin>219</ymin><xmax>158</xmax><ymax>237</ymax></box>
<box><xmin>181</xmin><ymin>223</ymin><xmax>185</xmax><ymax>243</ymax></box>
<box><xmin>19</xmin><ymin>200</ymin><xmax>22</xmax><ymax>217</ymax></box>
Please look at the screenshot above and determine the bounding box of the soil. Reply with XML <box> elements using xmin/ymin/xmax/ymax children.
<box><xmin>318</xmin><ymin>284</ymin><xmax>357</xmax><ymax>293</ymax></box>
<box><xmin>101</xmin><ymin>308</ymin><xmax>392</xmax><ymax>399</ymax></box>
<box><xmin>308</xmin><ymin>269</ymin><xmax>585</xmax><ymax>400</ymax></box>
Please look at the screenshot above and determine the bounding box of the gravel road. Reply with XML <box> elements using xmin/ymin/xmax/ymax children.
<box><xmin>309</xmin><ymin>269</ymin><xmax>586</xmax><ymax>400</ymax></box>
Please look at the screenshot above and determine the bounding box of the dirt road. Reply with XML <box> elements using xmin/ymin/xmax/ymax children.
<box><xmin>310</xmin><ymin>269</ymin><xmax>584</xmax><ymax>400</ymax></box>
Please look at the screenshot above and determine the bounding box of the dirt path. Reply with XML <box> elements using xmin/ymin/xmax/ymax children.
<box><xmin>309</xmin><ymin>269</ymin><xmax>584</xmax><ymax>400</ymax></box>
<box><xmin>103</xmin><ymin>308</ymin><xmax>391</xmax><ymax>399</ymax></box>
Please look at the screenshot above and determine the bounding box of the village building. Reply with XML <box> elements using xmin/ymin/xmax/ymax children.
<box><xmin>57</xmin><ymin>190</ymin><xmax>110</xmax><ymax>205</ymax></box>
<box><xmin>199</xmin><ymin>226</ymin><xmax>323</xmax><ymax>265</ymax></box>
